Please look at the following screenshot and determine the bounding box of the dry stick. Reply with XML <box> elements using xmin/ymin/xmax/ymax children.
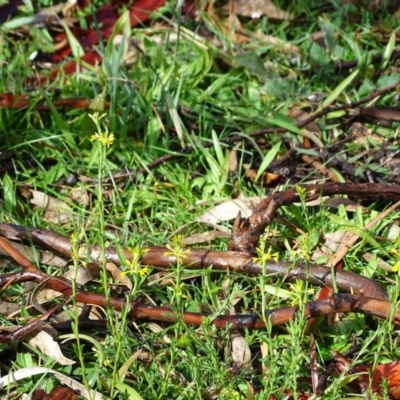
<box><xmin>228</xmin><ymin>183</ymin><xmax>400</xmax><ymax>254</ymax></box>
<box><xmin>0</xmin><ymin>297</ymin><xmax>69</xmax><ymax>344</ymax></box>
<box><xmin>0</xmin><ymin>223</ymin><xmax>387</xmax><ymax>300</ymax></box>
<box><xmin>304</xmin><ymin>50</ymin><xmax>400</xmax><ymax>76</ymax></box>
<box><xmin>316</xmin><ymin>342</ymin><xmax>364</xmax><ymax>393</ymax></box>
<box><xmin>0</xmin><ymin>226</ymin><xmax>398</xmax><ymax>332</ymax></box>
<box><xmin>295</xmin><ymin>78</ymin><xmax>400</xmax><ymax>131</ymax></box>
<box><xmin>302</xmin><ymin>154</ymin><xmax>341</xmax><ymax>183</ymax></box>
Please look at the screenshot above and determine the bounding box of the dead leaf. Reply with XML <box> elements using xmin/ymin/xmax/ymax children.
<box><xmin>27</xmin><ymin>331</ymin><xmax>75</xmax><ymax>365</ymax></box>
<box><xmin>107</xmin><ymin>262</ymin><xmax>133</xmax><ymax>290</ymax></box>
<box><xmin>0</xmin><ymin>366</ymin><xmax>103</xmax><ymax>399</ymax></box>
<box><xmin>245</xmin><ymin>167</ymin><xmax>281</xmax><ymax>185</ymax></box>
<box><xmin>260</xmin><ymin>342</ymin><xmax>269</xmax><ymax>376</ymax></box>
<box><xmin>0</xmin><ymin>302</ymin><xmax>21</xmax><ymax>316</ymax></box>
<box><xmin>22</xmin><ymin>188</ymin><xmax>74</xmax><ymax>224</ymax></box>
<box><xmin>233</xmin><ymin>0</ymin><xmax>291</xmax><ymax>20</ymax></box>
<box><xmin>362</xmin><ymin>253</ymin><xmax>392</xmax><ymax>272</ymax></box>
<box><xmin>231</xmin><ymin>335</ymin><xmax>252</xmax><ymax>368</ymax></box>
<box><xmin>373</xmin><ymin>361</ymin><xmax>400</xmax><ymax>391</ymax></box>
<box><xmin>287</xmin><ymin>108</ymin><xmax>321</xmax><ymax>134</ymax></box>
<box><xmin>68</xmin><ymin>186</ymin><xmax>90</xmax><ymax>207</ymax></box>
<box><xmin>0</xmin><ymin>241</ymin><xmax>67</xmax><ymax>268</ymax></box>
<box><xmin>63</xmin><ymin>264</ymin><xmax>95</xmax><ymax>286</ymax></box>
<box><xmin>196</xmin><ymin>196</ymin><xmax>345</xmax><ymax>231</ymax></box>
<box><xmin>181</xmin><ymin>231</ymin><xmax>229</xmax><ymax>245</ymax></box>
<box><xmin>32</xmin><ymin>385</ymin><xmax>78</xmax><ymax>400</ymax></box>
<box><xmin>196</xmin><ymin>197</ymin><xmax>262</xmax><ymax>226</ymax></box>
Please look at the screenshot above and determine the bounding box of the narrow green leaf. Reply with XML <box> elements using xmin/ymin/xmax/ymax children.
<box><xmin>1</xmin><ymin>16</ymin><xmax>35</xmax><ymax>31</ymax></box>
<box><xmin>319</xmin><ymin>69</ymin><xmax>359</xmax><ymax>109</ymax></box>
<box><xmin>2</xmin><ymin>174</ymin><xmax>16</xmax><ymax>214</ymax></box>
<box><xmin>212</xmin><ymin>130</ymin><xmax>224</xmax><ymax>167</ymax></box>
<box><xmin>62</xmin><ymin>23</ymin><xmax>84</xmax><ymax>59</ymax></box>
<box><xmin>382</xmin><ymin>30</ymin><xmax>397</xmax><ymax>70</ymax></box>
<box><xmin>42</xmin><ymin>92</ymin><xmax>75</xmax><ymax>147</ymax></box>
<box><xmin>266</xmin><ymin>117</ymin><xmax>300</xmax><ymax>133</ymax></box>
<box><xmin>256</xmin><ymin>141</ymin><xmax>281</xmax><ymax>181</ymax></box>
<box><xmin>115</xmin><ymin>382</ymin><xmax>144</xmax><ymax>400</ymax></box>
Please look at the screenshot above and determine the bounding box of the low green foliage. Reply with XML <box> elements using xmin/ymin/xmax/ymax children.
<box><xmin>1</xmin><ymin>1</ymin><xmax>400</xmax><ymax>399</ymax></box>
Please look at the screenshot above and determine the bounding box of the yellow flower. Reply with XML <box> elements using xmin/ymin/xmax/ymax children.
<box><xmin>121</xmin><ymin>247</ymin><xmax>149</xmax><ymax>277</ymax></box>
<box><xmin>392</xmin><ymin>261</ymin><xmax>400</xmax><ymax>273</ymax></box>
<box><xmin>90</xmin><ymin>132</ymin><xmax>115</xmax><ymax>148</ymax></box>
<box><xmin>175</xmin><ymin>282</ymin><xmax>186</xmax><ymax>298</ymax></box>
<box><xmin>391</xmin><ymin>248</ymin><xmax>400</xmax><ymax>273</ymax></box>
<box><xmin>288</xmin><ymin>280</ymin><xmax>314</xmax><ymax>306</ymax></box>
<box><xmin>89</xmin><ymin>112</ymin><xmax>115</xmax><ymax>148</ymax></box>
<box><xmin>253</xmin><ymin>246</ymin><xmax>279</xmax><ymax>264</ymax></box>
<box><xmin>164</xmin><ymin>235</ymin><xmax>191</xmax><ymax>262</ymax></box>
<box><xmin>138</xmin><ymin>266</ymin><xmax>150</xmax><ymax>277</ymax></box>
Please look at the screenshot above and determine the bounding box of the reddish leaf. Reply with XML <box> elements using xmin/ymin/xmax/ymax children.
<box><xmin>372</xmin><ymin>361</ymin><xmax>400</xmax><ymax>389</ymax></box>
<box><xmin>52</xmin><ymin>0</ymin><xmax>166</xmax><ymax>62</ymax></box>
<box><xmin>0</xmin><ymin>93</ymin><xmax>30</xmax><ymax>108</ymax></box>
<box><xmin>0</xmin><ymin>93</ymin><xmax>109</xmax><ymax>110</ymax></box>
<box><xmin>334</xmin><ymin>352</ymin><xmax>400</xmax><ymax>397</ymax></box>
<box><xmin>32</xmin><ymin>385</ymin><xmax>78</xmax><ymax>400</ymax></box>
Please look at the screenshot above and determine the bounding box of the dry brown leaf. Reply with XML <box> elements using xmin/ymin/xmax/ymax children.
<box><xmin>146</xmin><ymin>322</ymin><xmax>173</xmax><ymax>344</ymax></box>
<box><xmin>27</xmin><ymin>331</ymin><xmax>75</xmax><ymax>365</ymax></box>
<box><xmin>181</xmin><ymin>231</ymin><xmax>229</xmax><ymax>245</ymax></box>
<box><xmin>0</xmin><ymin>367</ymin><xmax>103</xmax><ymax>399</ymax></box>
<box><xmin>229</xmin><ymin>145</ymin><xmax>239</xmax><ymax>173</ymax></box>
<box><xmin>315</xmin><ymin>200</ymin><xmax>400</xmax><ymax>268</ymax></box>
<box><xmin>196</xmin><ymin>196</ymin><xmax>353</xmax><ymax>230</ymax></box>
<box><xmin>0</xmin><ymin>241</ymin><xmax>67</xmax><ymax>267</ymax></box>
<box><xmin>245</xmin><ymin>167</ymin><xmax>281</xmax><ymax>185</ymax></box>
<box><xmin>0</xmin><ymin>302</ymin><xmax>21</xmax><ymax>316</ymax></box>
<box><xmin>158</xmin><ymin>364</ymin><xmax>188</xmax><ymax>387</ymax></box>
<box><xmin>196</xmin><ymin>197</ymin><xmax>262</xmax><ymax>226</ymax></box>
<box><xmin>63</xmin><ymin>265</ymin><xmax>95</xmax><ymax>286</ymax></box>
<box><xmin>362</xmin><ymin>253</ymin><xmax>392</xmax><ymax>273</ymax></box>
<box><xmin>32</xmin><ymin>385</ymin><xmax>78</xmax><ymax>400</ymax></box>
<box><xmin>211</xmin><ymin>12</ymin><xmax>298</xmax><ymax>51</ymax></box>
<box><xmin>68</xmin><ymin>186</ymin><xmax>90</xmax><ymax>207</ymax></box>
<box><xmin>25</xmin><ymin>189</ymin><xmax>74</xmax><ymax>224</ymax></box>
<box><xmin>233</xmin><ymin>0</ymin><xmax>291</xmax><ymax>20</ymax></box>
<box><xmin>231</xmin><ymin>335</ymin><xmax>252</xmax><ymax>368</ymax></box>
<box><xmin>106</xmin><ymin>262</ymin><xmax>133</xmax><ymax>290</ymax></box>
<box><xmin>288</xmin><ymin>107</ymin><xmax>321</xmax><ymax>134</ymax></box>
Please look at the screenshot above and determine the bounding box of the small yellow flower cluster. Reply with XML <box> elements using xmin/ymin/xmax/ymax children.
<box><xmin>174</xmin><ymin>282</ymin><xmax>186</xmax><ymax>298</ymax></box>
<box><xmin>89</xmin><ymin>112</ymin><xmax>115</xmax><ymax>148</ymax></box>
<box><xmin>288</xmin><ymin>280</ymin><xmax>314</xmax><ymax>306</ymax></box>
<box><xmin>70</xmin><ymin>232</ymin><xmax>88</xmax><ymax>267</ymax></box>
<box><xmin>121</xmin><ymin>246</ymin><xmax>150</xmax><ymax>278</ymax></box>
<box><xmin>253</xmin><ymin>246</ymin><xmax>279</xmax><ymax>265</ymax></box>
<box><xmin>391</xmin><ymin>247</ymin><xmax>400</xmax><ymax>273</ymax></box>
<box><xmin>164</xmin><ymin>235</ymin><xmax>191</xmax><ymax>262</ymax></box>
<box><xmin>290</xmin><ymin>247</ymin><xmax>311</xmax><ymax>261</ymax></box>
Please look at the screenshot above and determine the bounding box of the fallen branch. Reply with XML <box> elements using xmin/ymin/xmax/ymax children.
<box><xmin>0</xmin><ymin>223</ymin><xmax>396</xmax><ymax>340</ymax></box>
<box><xmin>228</xmin><ymin>183</ymin><xmax>400</xmax><ymax>253</ymax></box>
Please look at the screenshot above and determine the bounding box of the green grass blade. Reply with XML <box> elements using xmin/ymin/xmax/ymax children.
<box><xmin>319</xmin><ymin>69</ymin><xmax>359</xmax><ymax>109</ymax></box>
<box><xmin>256</xmin><ymin>141</ymin><xmax>281</xmax><ymax>181</ymax></box>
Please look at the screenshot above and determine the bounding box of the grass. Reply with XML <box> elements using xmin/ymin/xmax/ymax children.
<box><xmin>1</xmin><ymin>1</ymin><xmax>400</xmax><ymax>399</ymax></box>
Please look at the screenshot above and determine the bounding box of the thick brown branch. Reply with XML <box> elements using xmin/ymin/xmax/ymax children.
<box><xmin>0</xmin><ymin>223</ymin><xmax>387</xmax><ymax>300</ymax></box>
<box><xmin>228</xmin><ymin>183</ymin><xmax>400</xmax><ymax>253</ymax></box>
